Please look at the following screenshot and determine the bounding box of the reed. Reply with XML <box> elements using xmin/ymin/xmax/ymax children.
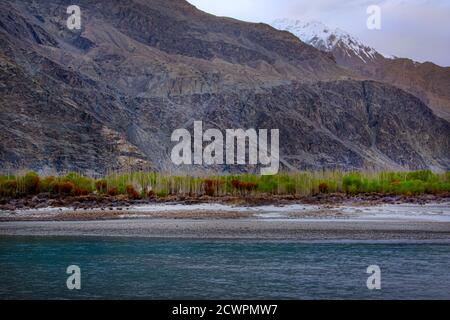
<box><xmin>0</xmin><ymin>170</ymin><xmax>449</xmax><ymax>198</ymax></box>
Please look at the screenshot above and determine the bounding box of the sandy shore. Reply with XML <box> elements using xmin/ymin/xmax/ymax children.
<box><xmin>1</xmin><ymin>202</ymin><xmax>449</xmax><ymax>241</ymax></box>
<box><xmin>1</xmin><ymin>218</ymin><xmax>450</xmax><ymax>241</ymax></box>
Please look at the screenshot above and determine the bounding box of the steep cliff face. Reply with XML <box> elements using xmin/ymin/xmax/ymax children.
<box><xmin>0</xmin><ymin>0</ymin><xmax>449</xmax><ymax>174</ymax></box>
<box><xmin>141</xmin><ymin>80</ymin><xmax>450</xmax><ymax>172</ymax></box>
<box><xmin>348</xmin><ymin>58</ymin><xmax>450</xmax><ymax>122</ymax></box>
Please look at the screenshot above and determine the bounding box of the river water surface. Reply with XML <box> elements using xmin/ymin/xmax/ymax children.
<box><xmin>1</xmin><ymin>237</ymin><xmax>449</xmax><ymax>299</ymax></box>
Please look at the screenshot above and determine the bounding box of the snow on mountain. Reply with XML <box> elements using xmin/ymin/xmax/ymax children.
<box><xmin>271</xmin><ymin>19</ymin><xmax>380</xmax><ymax>63</ymax></box>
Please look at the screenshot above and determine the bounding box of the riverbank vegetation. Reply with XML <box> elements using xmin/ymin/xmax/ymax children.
<box><xmin>0</xmin><ymin>170</ymin><xmax>449</xmax><ymax>200</ymax></box>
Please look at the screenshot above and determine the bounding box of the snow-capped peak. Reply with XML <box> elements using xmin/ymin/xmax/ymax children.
<box><xmin>271</xmin><ymin>19</ymin><xmax>380</xmax><ymax>63</ymax></box>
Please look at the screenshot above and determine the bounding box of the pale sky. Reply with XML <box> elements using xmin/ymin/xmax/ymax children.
<box><xmin>187</xmin><ymin>0</ymin><xmax>450</xmax><ymax>67</ymax></box>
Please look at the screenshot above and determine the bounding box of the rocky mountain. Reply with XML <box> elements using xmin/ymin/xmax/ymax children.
<box><xmin>0</xmin><ymin>0</ymin><xmax>449</xmax><ymax>174</ymax></box>
<box><xmin>271</xmin><ymin>20</ymin><xmax>382</xmax><ymax>64</ymax></box>
<box><xmin>271</xmin><ymin>19</ymin><xmax>450</xmax><ymax>121</ymax></box>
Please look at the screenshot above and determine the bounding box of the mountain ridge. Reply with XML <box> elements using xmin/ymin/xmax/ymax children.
<box><xmin>0</xmin><ymin>0</ymin><xmax>449</xmax><ymax>174</ymax></box>
<box><xmin>270</xmin><ymin>18</ymin><xmax>450</xmax><ymax>121</ymax></box>
<box><xmin>271</xmin><ymin>19</ymin><xmax>382</xmax><ymax>63</ymax></box>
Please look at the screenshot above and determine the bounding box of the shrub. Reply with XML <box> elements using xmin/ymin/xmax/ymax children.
<box><xmin>284</xmin><ymin>182</ymin><xmax>296</xmax><ymax>194</ymax></box>
<box><xmin>107</xmin><ymin>187</ymin><xmax>118</xmax><ymax>196</ymax></box>
<box><xmin>441</xmin><ymin>182</ymin><xmax>450</xmax><ymax>192</ymax></box>
<box><xmin>95</xmin><ymin>179</ymin><xmax>108</xmax><ymax>194</ymax></box>
<box><xmin>257</xmin><ymin>177</ymin><xmax>278</xmax><ymax>194</ymax></box>
<box><xmin>318</xmin><ymin>182</ymin><xmax>329</xmax><ymax>194</ymax></box>
<box><xmin>231</xmin><ymin>179</ymin><xmax>257</xmax><ymax>195</ymax></box>
<box><xmin>73</xmin><ymin>187</ymin><xmax>89</xmax><ymax>196</ymax></box>
<box><xmin>231</xmin><ymin>179</ymin><xmax>241</xmax><ymax>190</ymax></box>
<box><xmin>125</xmin><ymin>185</ymin><xmax>140</xmax><ymax>199</ymax></box>
<box><xmin>40</xmin><ymin>176</ymin><xmax>57</xmax><ymax>193</ymax></box>
<box><xmin>203</xmin><ymin>179</ymin><xmax>222</xmax><ymax>196</ymax></box>
<box><xmin>0</xmin><ymin>180</ymin><xmax>18</xmax><ymax>197</ymax></box>
<box><xmin>203</xmin><ymin>179</ymin><xmax>214</xmax><ymax>196</ymax></box>
<box><xmin>245</xmin><ymin>182</ymin><xmax>258</xmax><ymax>192</ymax></box>
<box><xmin>396</xmin><ymin>180</ymin><xmax>425</xmax><ymax>195</ymax></box>
<box><xmin>57</xmin><ymin>182</ymin><xmax>74</xmax><ymax>195</ymax></box>
<box><xmin>22</xmin><ymin>172</ymin><xmax>40</xmax><ymax>195</ymax></box>
<box><xmin>406</xmin><ymin>170</ymin><xmax>434</xmax><ymax>182</ymax></box>
<box><xmin>64</xmin><ymin>172</ymin><xmax>93</xmax><ymax>193</ymax></box>
<box><xmin>366</xmin><ymin>180</ymin><xmax>381</xmax><ymax>193</ymax></box>
<box><xmin>343</xmin><ymin>174</ymin><xmax>362</xmax><ymax>194</ymax></box>
<box><xmin>424</xmin><ymin>182</ymin><xmax>441</xmax><ymax>195</ymax></box>
<box><xmin>156</xmin><ymin>190</ymin><xmax>169</xmax><ymax>198</ymax></box>
<box><xmin>1</xmin><ymin>171</ymin><xmax>448</xmax><ymax>199</ymax></box>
